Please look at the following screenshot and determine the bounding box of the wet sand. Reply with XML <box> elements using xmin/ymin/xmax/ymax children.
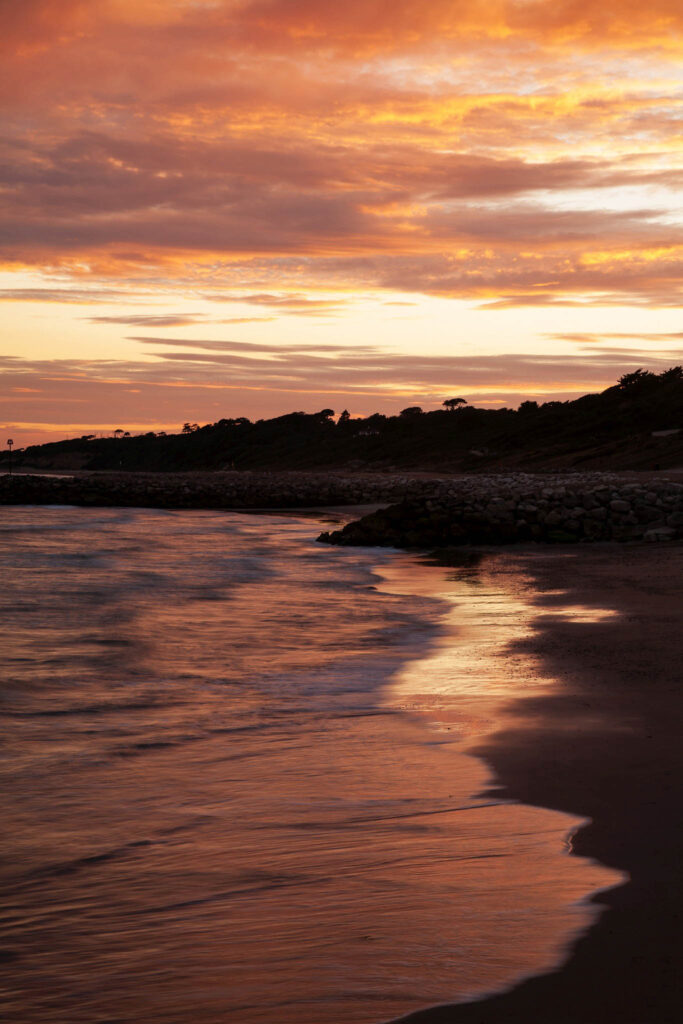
<box><xmin>394</xmin><ymin>543</ymin><xmax>683</xmax><ymax>1024</ymax></box>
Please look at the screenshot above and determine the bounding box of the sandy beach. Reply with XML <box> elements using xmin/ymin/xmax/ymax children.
<box><xmin>2</xmin><ymin>503</ymin><xmax>681</xmax><ymax>1022</ymax></box>
<box><xmin>0</xmin><ymin>508</ymin><xmax>628</xmax><ymax>1024</ymax></box>
<box><xmin>393</xmin><ymin>542</ymin><xmax>683</xmax><ymax>1024</ymax></box>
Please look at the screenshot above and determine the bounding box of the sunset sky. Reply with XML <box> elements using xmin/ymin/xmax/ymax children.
<box><xmin>3</xmin><ymin>0</ymin><xmax>683</xmax><ymax>445</ymax></box>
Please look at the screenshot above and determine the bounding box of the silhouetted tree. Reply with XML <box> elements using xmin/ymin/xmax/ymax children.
<box><xmin>618</xmin><ymin>369</ymin><xmax>656</xmax><ymax>389</ymax></box>
<box><xmin>312</xmin><ymin>409</ymin><xmax>335</xmax><ymax>424</ymax></box>
<box><xmin>443</xmin><ymin>397</ymin><xmax>467</xmax><ymax>410</ymax></box>
<box><xmin>400</xmin><ymin>406</ymin><xmax>423</xmax><ymax>417</ymax></box>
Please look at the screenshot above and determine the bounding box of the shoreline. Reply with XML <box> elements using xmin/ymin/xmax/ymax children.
<box><xmin>374</xmin><ymin>551</ymin><xmax>626</xmax><ymax>1005</ymax></box>
<box><xmin>0</xmin><ymin>507</ymin><xmax>621</xmax><ymax>1024</ymax></box>
<box><xmin>3</xmin><ymin>497</ymin><xmax>681</xmax><ymax>1019</ymax></box>
<box><xmin>390</xmin><ymin>543</ymin><xmax>683</xmax><ymax>1024</ymax></box>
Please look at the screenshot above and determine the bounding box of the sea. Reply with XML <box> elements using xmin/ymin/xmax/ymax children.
<box><xmin>0</xmin><ymin>505</ymin><xmax>621</xmax><ymax>1024</ymax></box>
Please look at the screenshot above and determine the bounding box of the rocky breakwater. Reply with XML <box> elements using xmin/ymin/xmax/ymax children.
<box><xmin>318</xmin><ymin>473</ymin><xmax>683</xmax><ymax>548</ymax></box>
<box><xmin>0</xmin><ymin>470</ymin><xmax>433</xmax><ymax>510</ymax></box>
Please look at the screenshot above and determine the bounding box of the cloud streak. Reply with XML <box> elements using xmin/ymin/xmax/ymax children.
<box><xmin>87</xmin><ymin>314</ymin><xmax>207</xmax><ymax>327</ymax></box>
<box><xmin>4</xmin><ymin>339</ymin><xmax>682</xmax><ymax>424</ymax></box>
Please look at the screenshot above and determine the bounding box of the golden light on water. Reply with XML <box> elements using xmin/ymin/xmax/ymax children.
<box><xmin>0</xmin><ymin>510</ymin><xmax>624</xmax><ymax>1023</ymax></box>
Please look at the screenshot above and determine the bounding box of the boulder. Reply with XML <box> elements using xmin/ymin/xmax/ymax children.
<box><xmin>644</xmin><ymin>526</ymin><xmax>677</xmax><ymax>542</ymax></box>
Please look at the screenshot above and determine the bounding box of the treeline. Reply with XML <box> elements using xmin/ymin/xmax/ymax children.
<box><xmin>10</xmin><ymin>368</ymin><xmax>683</xmax><ymax>473</ymax></box>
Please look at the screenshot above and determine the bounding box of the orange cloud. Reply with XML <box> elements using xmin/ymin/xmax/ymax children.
<box><xmin>4</xmin><ymin>1</ymin><xmax>683</xmax><ymax>58</ymax></box>
<box><xmin>2</xmin><ymin>117</ymin><xmax>681</xmax><ymax>305</ymax></box>
<box><xmin>2</xmin><ymin>0</ymin><xmax>683</xmax><ymax>442</ymax></box>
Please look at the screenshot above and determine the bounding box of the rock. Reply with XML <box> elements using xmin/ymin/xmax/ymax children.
<box><xmin>644</xmin><ymin>526</ymin><xmax>677</xmax><ymax>542</ymax></box>
<box><xmin>583</xmin><ymin>519</ymin><xmax>606</xmax><ymax>540</ymax></box>
<box><xmin>610</xmin><ymin>499</ymin><xmax>631</xmax><ymax>513</ymax></box>
<box><xmin>546</xmin><ymin>528</ymin><xmax>580</xmax><ymax>543</ymax></box>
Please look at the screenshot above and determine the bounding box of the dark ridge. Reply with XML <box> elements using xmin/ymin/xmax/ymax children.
<box><xmin>4</xmin><ymin>368</ymin><xmax>683</xmax><ymax>474</ymax></box>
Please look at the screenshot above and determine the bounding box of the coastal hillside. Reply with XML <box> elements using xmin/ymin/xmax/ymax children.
<box><xmin>6</xmin><ymin>368</ymin><xmax>683</xmax><ymax>474</ymax></box>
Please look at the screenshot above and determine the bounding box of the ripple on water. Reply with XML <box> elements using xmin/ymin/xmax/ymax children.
<box><xmin>0</xmin><ymin>507</ymin><xmax>622</xmax><ymax>1024</ymax></box>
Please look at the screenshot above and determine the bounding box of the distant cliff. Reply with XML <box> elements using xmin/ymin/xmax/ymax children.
<box><xmin>4</xmin><ymin>368</ymin><xmax>683</xmax><ymax>474</ymax></box>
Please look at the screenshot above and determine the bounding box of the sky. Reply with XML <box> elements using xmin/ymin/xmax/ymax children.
<box><xmin>2</xmin><ymin>0</ymin><xmax>683</xmax><ymax>446</ymax></box>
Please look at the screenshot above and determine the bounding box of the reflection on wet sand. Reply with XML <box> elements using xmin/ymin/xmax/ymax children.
<box><xmin>1</xmin><ymin>510</ymin><xmax>621</xmax><ymax>1023</ymax></box>
<box><xmin>379</xmin><ymin>555</ymin><xmax>624</xmax><ymax>1006</ymax></box>
<box><xmin>390</xmin><ymin>544</ymin><xmax>683</xmax><ymax>1024</ymax></box>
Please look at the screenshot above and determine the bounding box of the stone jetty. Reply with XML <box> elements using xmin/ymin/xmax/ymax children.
<box><xmin>319</xmin><ymin>472</ymin><xmax>683</xmax><ymax>547</ymax></box>
<box><xmin>0</xmin><ymin>471</ymin><xmax>424</xmax><ymax>510</ymax></box>
<box><xmin>3</xmin><ymin>470</ymin><xmax>683</xmax><ymax>546</ymax></box>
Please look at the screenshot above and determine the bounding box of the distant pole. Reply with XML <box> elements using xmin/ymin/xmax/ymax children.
<box><xmin>7</xmin><ymin>438</ymin><xmax>13</xmax><ymax>476</ymax></box>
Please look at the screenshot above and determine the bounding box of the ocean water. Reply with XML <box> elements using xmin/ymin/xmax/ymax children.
<box><xmin>0</xmin><ymin>506</ymin><xmax>619</xmax><ymax>1023</ymax></box>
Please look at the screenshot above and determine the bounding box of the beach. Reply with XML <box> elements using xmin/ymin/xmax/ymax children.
<box><xmin>0</xmin><ymin>506</ymin><xmax>628</xmax><ymax>1023</ymax></box>
<box><xmin>1</xmin><ymin>499</ymin><xmax>681</xmax><ymax>1021</ymax></box>
<box><xmin>395</xmin><ymin>542</ymin><xmax>683</xmax><ymax>1023</ymax></box>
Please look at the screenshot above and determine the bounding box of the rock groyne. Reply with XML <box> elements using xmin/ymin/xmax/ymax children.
<box><xmin>319</xmin><ymin>472</ymin><xmax>683</xmax><ymax>547</ymax></box>
<box><xmin>0</xmin><ymin>471</ymin><xmax>427</xmax><ymax>510</ymax></box>
<box><xmin>4</xmin><ymin>470</ymin><xmax>683</xmax><ymax>545</ymax></box>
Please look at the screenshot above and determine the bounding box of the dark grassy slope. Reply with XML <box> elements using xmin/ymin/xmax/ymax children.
<box><xmin>6</xmin><ymin>368</ymin><xmax>683</xmax><ymax>473</ymax></box>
